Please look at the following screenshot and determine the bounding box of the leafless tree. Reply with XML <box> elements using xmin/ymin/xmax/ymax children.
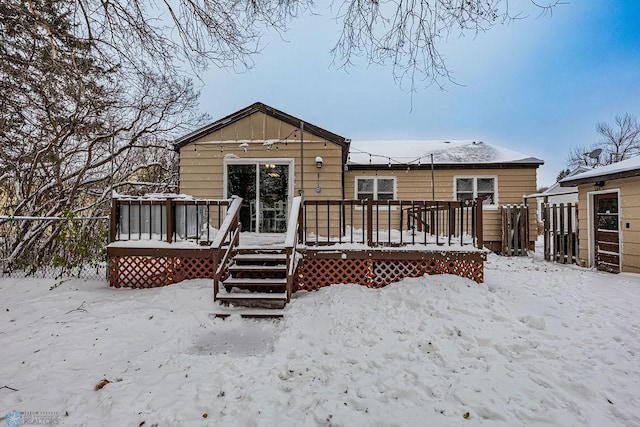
<box><xmin>331</xmin><ymin>0</ymin><xmax>561</xmax><ymax>89</ymax></box>
<box><xmin>0</xmin><ymin>1</ymin><xmax>202</xmax><ymax>268</ymax></box>
<box><xmin>566</xmin><ymin>114</ymin><xmax>640</xmax><ymax>168</ymax></box>
<box><xmin>0</xmin><ymin>0</ymin><xmax>560</xmax><ymax>270</ymax></box>
<box><xmin>65</xmin><ymin>0</ymin><xmax>559</xmax><ymax>90</ymax></box>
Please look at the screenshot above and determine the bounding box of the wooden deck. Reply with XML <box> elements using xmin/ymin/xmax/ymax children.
<box><xmin>108</xmin><ymin>244</ymin><xmax>486</xmax><ymax>288</ymax></box>
<box><xmin>107</xmin><ymin>195</ymin><xmax>487</xmax><ymax>316</ymax></box>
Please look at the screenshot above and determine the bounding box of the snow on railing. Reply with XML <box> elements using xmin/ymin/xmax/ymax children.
<box><xmin>302</xmin><ymin>199</ymin><xmax>484</xmax><ymax>248</ymax></box>
<box><xmin>111</xmin><ymin>194</ymin><xmax>231</xmax><ymax>244</ymax></box>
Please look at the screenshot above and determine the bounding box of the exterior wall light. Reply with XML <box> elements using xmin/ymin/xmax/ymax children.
<box><xmin>315</xmin><ymin>156</ymin><xmax>323</xmax><ymax>169</ymax></box>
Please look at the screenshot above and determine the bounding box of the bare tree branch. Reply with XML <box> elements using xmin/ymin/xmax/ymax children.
<box><xmin>566</xmin><ymin>114</ymin><xmax>640</xmax><ymax>169</ymax></box>
<box><xmin>330</xmin><ymin>0</ymin><xmax>561</xmax><ymax>90</ymax></box>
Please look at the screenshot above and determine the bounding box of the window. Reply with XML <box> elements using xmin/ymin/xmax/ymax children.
<box><xmin>356</xmin><ymin>177</ymin><xmax>395</xmax><ymax>200</ymax></box>
<box><xmin>455</xmin><ymin>177</ymin><xmax>497</xmax><ymax>206</ymax></box>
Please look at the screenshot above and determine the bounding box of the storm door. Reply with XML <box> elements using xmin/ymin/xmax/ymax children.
<box><xmin>226</xmin><ymin>162</ymin><xmax>290</xmax><ymax>233</ymax></box>
<box><xmin>593</xmin><ymin>193</ymin><xmax>620</xmax><ymax>273</ymax></box>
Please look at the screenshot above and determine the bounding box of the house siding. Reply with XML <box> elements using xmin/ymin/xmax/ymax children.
<box><xmin>176</xmin><ymin>108</ymin><xmax>540</xmax><ymax>253</ymax></box>
<box><xmin>179</xmin><ymin>111</ymin><xmax>344</xmax><ymax>201</ymax></box>
<box><xmin>577</xmin><ymin>177</ymin><xmax>640</xmax><ymax>273</ymax></box>
<box><xmin>345</xmin><ymin>167</ymin><xmax>539</xmax><ymax>250</ymax></box>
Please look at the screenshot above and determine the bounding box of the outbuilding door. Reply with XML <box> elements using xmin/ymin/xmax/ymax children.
<box><xmin>593</xmin><ymin>193</ymin><xmax>620</xmax><ymax>273</ymax></box>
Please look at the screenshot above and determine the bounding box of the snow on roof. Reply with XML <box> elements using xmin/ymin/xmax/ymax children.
<box><xmin>348</xmin><ymin>140</ymin><xmax>543</xmax><ymax>165</ymax></box>
<box><xmin>539</xmin><ymin>166</ymin><xmax>591</xmax><ymax>195</ymax></box>
<box><xmin>541</xmin><ymin>185</ymin><xmax>578</xmax><ymax>196</ymax></box>
<box><xmin>560</xmin><ymin>155</ymin><xmax>640</xmax><ymax>183</ymax></box>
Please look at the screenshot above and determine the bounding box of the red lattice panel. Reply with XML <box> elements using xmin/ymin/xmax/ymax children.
<box><xmin>297</xmin><ymin>258</ymin><xmax>370</xmax><ymax>291</ymax></box>
<box><xmin>296</xmin><ymin>256</ymin><xmax>484</xmax><ymax>291</ymax></box>
<box><xmin>370</xmin><ymin>260</ymin><xmax>425</xmax><ymax>288</ymax></box>
<box><xmin>372</xmin><ymin>259</ymin><xmax>484</xmax><ymax>286</ymax></box>
<box><xmin>110</xmin><ymin>256</ymin><xmax>224</xmax><ymax>288</ymax></box>
<box><xmin>110</xmin><ymin>256</ymin><xmax>172</xmax><ymax>288</ymax></box>
<box><xmin>172</xmin><ymin>257</ymin><xmax>216</xmax><ymax>282</ymax></box>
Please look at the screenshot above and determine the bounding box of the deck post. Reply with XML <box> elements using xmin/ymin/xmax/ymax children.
<box><xmin>448</xmin><ymin>202</ymin><xmax>455</xmax><ymax>245</ymax></box>
<box><xmin>475</xmin><ymin>198</ymin><xmax>484</xmax><ymax>249</ymax></box>
<box><xmin>166</xmin><ymin>198</ymin><xmax>174</xmax><ymax>243</ymax></box>
<box><xmin>109</xmin><ymin>198</ymin><xmax>118</xmax><ymax>243</ymax></box>
<box><xmin>298</xmin><ymin>201</ymin><xmax>304</xmax><ymax>244</ymax></box>
<box><xmin>212</xmin><ymin>252</ymin><xmax>219</xmax><ymax>301</ymax></box>
<box><xmin>430</xmin><ymin>205</ymin><xmax>435</xmax><ymax>236</ymax></box>
<box><xmin>366</xmin><ymin>198</ymin><xmax>373</xmax><ymax>247</ymax></box>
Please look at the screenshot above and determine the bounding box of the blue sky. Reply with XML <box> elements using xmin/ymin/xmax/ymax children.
<box><xmin>200</xmin><ymin>1</ymin><xmax>640</xmax><ymax>187</ymax></box>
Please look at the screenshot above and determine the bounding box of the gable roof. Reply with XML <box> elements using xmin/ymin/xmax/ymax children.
<box><xmin>540</xmin><ymin>166</ymin><xmax>591</xmax><ymax>196</ymax></box>
<box><xmin>559</xmin><ymin>155</ymin><xmax>640</xmax><ymax>186</ymax></box>
<box><xmin>348</xmin><ymin>140</ymin><xmax>544</xmax><ymax>170</ymax></box>
<box><xmin>174</xmin><ymin>102</ymin><xmax>350</xmax><ymax>151</ymax></box>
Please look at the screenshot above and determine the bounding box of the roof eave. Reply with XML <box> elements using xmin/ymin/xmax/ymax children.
<box><xmin>173</xmin><ymin>102</ymin><xmax>350</xmax><ymax>151</ymax></box>
<box><xmin>559</xmin><ymin>168</ymin><xmax>640</xmax><ymax>187</ymax></box>
<box><xmin>347</xmin><ymin>161</ymin><xmax>544</xmax><ymax>171</ymax></box>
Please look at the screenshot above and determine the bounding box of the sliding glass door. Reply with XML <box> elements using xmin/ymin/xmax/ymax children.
<box><xmin>226</xmin><ymin>164</ymin><xmax>257</xmax><ymax>231</ymax></box>
<box><xmin>226</xmin><ymin>161</ymin><xmax>290</xmax><ymax>233</ymax></box>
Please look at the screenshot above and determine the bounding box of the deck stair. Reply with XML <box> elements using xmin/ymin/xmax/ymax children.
<box><xmin>214</xmin><ymin>248</ymin><xmax>290</xmax><ymax>318</ymax></box>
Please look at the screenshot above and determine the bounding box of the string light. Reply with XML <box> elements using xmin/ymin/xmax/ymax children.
<box><xmin>349</xmin><ymin>146</ymin><xmax>437</xmax><ymax>168</ymax></box>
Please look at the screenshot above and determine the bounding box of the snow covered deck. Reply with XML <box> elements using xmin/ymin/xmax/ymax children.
<box><xmin>108</xmin><ymin>196</ymin><xmax>487</xmax><ymax>289</ymax></box>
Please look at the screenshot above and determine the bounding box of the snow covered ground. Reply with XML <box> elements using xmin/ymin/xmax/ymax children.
<box><xmin>1</xmin><ymin>249</ymin><xmax>639</xmax><ymax>426</ymax></box>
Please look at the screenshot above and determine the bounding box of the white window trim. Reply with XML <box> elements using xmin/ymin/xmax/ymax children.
<box><xmin>354</xmin><ymin>176</ymin><xmax>397</xmax><ymax>210</ymax></box>
<box><xmin>223</xmin><ymin>157</ymin><xmax>295</xmax><ymax>201</ymax></box>
<box><xmin>453</xmin><ymin>175</ymin><xmax>499</xmax><ymax>210</ymax></box>
<box><xmin>354</xmin><ymin>176</ymin><xmax>397</xmax><ymax>200</ymax></box>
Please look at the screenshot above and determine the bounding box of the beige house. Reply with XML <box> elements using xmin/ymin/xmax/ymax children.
<box><xmin>175</xmin><ymin>102</ymin><xmax>543</xmax><ymax>252</ymax></box>
<box><xmin>560</xmin><ymin>156</ymin><xmax>640</xmax><ymax>273</ymax></box>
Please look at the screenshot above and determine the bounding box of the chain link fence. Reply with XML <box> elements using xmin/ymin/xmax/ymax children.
<box><xmin>0</xmin><ymin>216</ymin><xmax>109</xmax><ymax>281</ymax></box>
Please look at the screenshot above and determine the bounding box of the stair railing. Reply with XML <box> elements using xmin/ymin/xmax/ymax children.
<box><xmin>284</xmin><ymin>196</ymin><xmax>303</xmax><ymax>303</ymax></box>
<box><xmin>212</xmin><ymin>196</ymin><xmax>243</xmax><ymax>300</ymax></box>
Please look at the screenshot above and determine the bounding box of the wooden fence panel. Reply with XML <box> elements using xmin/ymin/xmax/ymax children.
<box><xmin>542</xmin><ymin>202</ymin><xmax>579</xmax><ymax>265</ymax></box>
<box><xmin>501</xmin><ymin>205</ymin><xmax>529</xmax><ymax>256</ymax></box>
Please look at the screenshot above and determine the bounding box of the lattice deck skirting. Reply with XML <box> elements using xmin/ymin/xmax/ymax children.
<box><xmin>108</xmin><ymin>249</ymin><xmax>485</xmax><ymax>290</ymax></box>
<box><xmin>295</xmin><ymin>250</ymin><xmax>486</xmax><ymax>291</ymax></box>
<box><xmin>109</xmin><ymin>255</ymin><xmax>219</xmax><ymax>288</ymax></box>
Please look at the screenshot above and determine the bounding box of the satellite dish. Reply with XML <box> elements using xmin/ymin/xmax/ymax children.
<box><xmin>586</xmin><ymin>148</ymin><xmax>602</xmax><ymax>159</ymax></box>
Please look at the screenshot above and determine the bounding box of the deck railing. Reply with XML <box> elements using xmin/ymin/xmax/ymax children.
<box><xmin>284</xmin><ymin>196</ymin><xmax>303</xmax><ymax>302</ymax></box>
<box><xmin>302</xmin><ymin>198</ymin><xmax>484</xmax><ymax>248</ymax></box>
<box><xmin>111</xmin><ymin>194</ymin><xmax>484</xmax><ymax>250</ymax></box>
<box><xmin>110</xmin><ymin>195</ymin><xmax>231</xmax><ymax>244</ymax></box>
<box><xmin>213</xmin><ymin>197</ymin><xmax>243</xmax><ymax>300</ymax></box>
